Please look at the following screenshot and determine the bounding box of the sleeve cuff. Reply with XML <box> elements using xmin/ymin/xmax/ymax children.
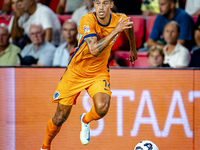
<box><xmin>84</xmin><ymin>33</ymin><xmax>97</xmax><ymax>40</ymax></box>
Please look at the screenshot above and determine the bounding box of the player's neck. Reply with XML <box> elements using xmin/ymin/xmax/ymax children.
<box><xmin>96</xmin><ymin>13</ymin><xmax>111</xmax><ymax>26</ymax></box>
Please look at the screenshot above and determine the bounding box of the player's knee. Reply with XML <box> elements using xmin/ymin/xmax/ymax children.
<box><xmin>96</xmin><ymin>102</ymin><xmax>110</xmax><ymax>117</ymax></box>
<box><xmin>53</xmin><ymin>114</ymin><xmax>67</xmax><ymax>126</ymax></box>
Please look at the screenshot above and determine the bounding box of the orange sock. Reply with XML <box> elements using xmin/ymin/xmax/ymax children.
<box><xmin>43</xmin><ymin>118</ymin><xmax>62</xmax><ymax>147</ymax></box>
<box><xmin>82</xmin><ymin>106</ymin><xmax>101</xmax><ymax>124</ymax></box>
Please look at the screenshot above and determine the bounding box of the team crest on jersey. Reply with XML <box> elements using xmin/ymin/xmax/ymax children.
<box><xmin>53</xmin><ymin>91</ymin><xmax>60</xmax><ymax>100</ymax></box>
<box><xmin>83</xmin><ymin>25</ymin><xmax>90</xmax><ymax>34</ymax></box>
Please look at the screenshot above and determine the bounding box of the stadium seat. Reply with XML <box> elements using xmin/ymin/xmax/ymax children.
<box><xmin>0</xmin><ymin>15</ymin><xmax>12</xmax><ymax>25</ymax></box>
<box><xmin>115</xmin><ymin>51</ymin><xmax>149</xmax><ymax>67</ymax></box>
<box><xmin>145</xmin><ymin>16</ymin><xmax>156</xmax><ymax>42</ymax></box>
<box><xmin>112</xmin><ymin>31</ymin><xmax>130</xmax><ymax>51</ymax></box>
<box><xmin>49</xmin><ymin>0</ymin><xmax>60</xmax><ymax>13</ymax></box>
<box><xmin>192</xmin><ymin>16</ymin><xmax>198</xmax><ymax>23</ymax></box>
<box><xmin>57</xmin><ymin>15</ymin><xmax>72</xmax><ymax>25</ymax></box>
<box><xmin>128</xmin><ymin>15</ymin><xmax>145</xmax><ymax>49</ymax></box>
<box><xmin>0</xmin><ymin>0</ymin><xmax>4</xmax><ymax>11</ymax></box>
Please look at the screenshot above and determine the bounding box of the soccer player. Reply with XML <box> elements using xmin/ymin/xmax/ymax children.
<box><xmin>41</xmin><ymin>0</ymin><xmax>138</xmax><ymax>149</ymax></box>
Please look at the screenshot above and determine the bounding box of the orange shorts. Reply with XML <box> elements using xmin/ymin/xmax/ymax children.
<box><xmin>51</xmin><ymin>69</ymin><xmax>112</xmax><ymax>106</ymax></box>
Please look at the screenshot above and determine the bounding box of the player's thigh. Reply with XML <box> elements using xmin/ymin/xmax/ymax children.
<box><xmin>87</xmin><ymin>79</ymin><xmax>112</xmax><ymax>99</ymax></box>
<box><xmin>87</xmin><ymin>79</ymin><xmax>111</xmax><ymax>109</ymax></box>
<box><xmin>54</xmin><ymin>92</ymin><xmax>81</xmax><ymax>105</ymax></box>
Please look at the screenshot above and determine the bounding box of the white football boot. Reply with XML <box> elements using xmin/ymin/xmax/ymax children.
<box><xmin>80</xmin><ymin>113</ymin><xmax>90</xmax><ymax>145</ymax></box>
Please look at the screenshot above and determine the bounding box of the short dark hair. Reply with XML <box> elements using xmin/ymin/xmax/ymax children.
<box><xmin>168</xmin><ymin>0</ymin><xmax>176</xmax><ymax>3</ymax></box>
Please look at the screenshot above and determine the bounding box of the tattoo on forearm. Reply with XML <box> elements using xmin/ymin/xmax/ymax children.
<box><xmin>85</xmin><ymin>36</ymin><xmax>109</xmax><ymax>56</ymax></box>
<box><xmin>96</xmin><ymin>38</ymin><xmax>109</xmax><ymax>54</ymax></box>
<box><xmin>85</xmin><ymin>37</ymin><xmax>93</xmax><ymax>45</ymax></box>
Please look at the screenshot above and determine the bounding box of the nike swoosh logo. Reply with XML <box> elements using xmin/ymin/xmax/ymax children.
<box><xmin>87</xmin><ymin>131</ymin><xmax>90</xmax><ymax>141</ymax></box>
<box><xmin>104</xmin><ymin>88</ymin><xmax>109</xmax><ymax>91</ymax></box>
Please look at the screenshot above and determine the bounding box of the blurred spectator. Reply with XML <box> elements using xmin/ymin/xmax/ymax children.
<box><xmin>147</xmin><ymin>0</ymin><xmax>194</xmax><ymax>50</ymax></box>
<box><xmin>163</xmin><ymin>21</ymin><xmax>190</xmax><ymax>68</ymax></box>
<box><xmin>7</xmin><ymin>0</ymin><xmax>29</xmax><ymax>49</ymax></box>
<box><xmin>72</xmin><ymin>0</ymin><xmax>95</xmax><ymax>28</ymax></box>
<box><xmin>56</xmin><ymin>0</ymin><xmax>83</xmax><ymax>14</ymax></box>
<box><xmin>190</xmin><ymin>15</ymin><xmax>200</xmax><ymax>67</ymax></box>
<box><xmin>193</xmin><ymin>15</ymin><xmax>200</xmax><ymax>51</ymax></box>
<box><xmin>18</xmin><ymin>24</ymin><xmax>55</xmax><ymax>66</ymax></box>
<box><xmin>53</xmin><ymin>20</ymin><xmax>77</xmax><ymax>67</ymax></box>
<box><xmin>141</xmin><ymin>0</ymin><xmax>160</xmax><ymax>17</ymax></box>
<box><xmin>2</xmin><ymin>0</ymin><xmax>11</xmax><ymax>14</ymax></box>
<box><xmin>9</xmin><ymin>0</ymin><xmax>61</xmax><ymax>48</ymax></box>
<box><xmin>0</xmin><ymin>23</ymin><xmax>21</xmax><ymax>66</ymax></box>
<box><xmin>2</xmin><ymin>0</ymin><xmax>41</xmax><ymax>14</ymax></box>
<box><xmin>114</xmin><ymin>0</ymin><xmax>141</xmax><ymax>15</ymax></box>
<box><xmin>189</xmin><ymin>49</ymin><xmax>200</xmax><ymax>67</ymax></box>
<box><xmin>147</xmin><ymin>45</ymin><xmax>169</xmax><ymax>67</ymax></box>
<box><xmin>185</xmin><ymin>0</ymin><xmax>200</xmax><ymax>17</ymax></box>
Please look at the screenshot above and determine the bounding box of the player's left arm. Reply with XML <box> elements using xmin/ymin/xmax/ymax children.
<box><xmin>124</xmin><ymin>19</ymin><xmax>138</xmax><ymax>63</ymax></box>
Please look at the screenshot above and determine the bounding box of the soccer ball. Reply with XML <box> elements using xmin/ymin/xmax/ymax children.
<box><xmin>134</xmin><ymin>140</ymin><xmax>159</xmax><ymax>150</ymax></box>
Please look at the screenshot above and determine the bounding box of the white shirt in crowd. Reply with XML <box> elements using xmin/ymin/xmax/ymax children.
<box><xmin>163</xmin><ymin>42</ymin><xmax>191</xmax><ymax>68</ymax></box>
<box><xmin>53</xmin><ymin>42</ymin><xmax>71</xmax><ymax>67</ymax></box>
<box><xmin>185</xmin><ymin>0</ymin><xmax>200</xmax><ymax>16</ymax></box>
<box><xmin>72</xmin><ymin>5</ymin><xmax>95</xmax><ymax>29</ymax></box>
<box><xmin>19</xmin><ymin>41</ymin><xmax>56</xmax><ymax>66</ymax></box>
<box><xmin>65</xmin><ymin>0</ymin><xmax>83</xmax><ymax>13</ymax></box>
<box><xmin>8</xmin><ymin>3</ymin><xmax>61</xmax><ymax>46</ymax></box>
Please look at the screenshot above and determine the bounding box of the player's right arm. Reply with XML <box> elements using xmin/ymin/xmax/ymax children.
<box><xmin>85</xmin><ymin>17</ymin><xmax>133</xmax><ymax>57</ymax></box>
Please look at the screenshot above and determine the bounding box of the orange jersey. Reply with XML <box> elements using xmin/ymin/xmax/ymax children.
<box><xmin>52</xmin><ymin>12</ymin><xmax>128</xmax><ymax>101</ymax></box>
<box><xmin>67</xmin><ymin>12</ymin><xmax>128</xmax><ymax>78</ymax></box>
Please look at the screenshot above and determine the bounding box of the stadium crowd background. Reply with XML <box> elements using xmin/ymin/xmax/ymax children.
<box><xmin>0</xmin><ymin>0</ymin><xmax>200</xmax><ymax>68</ymax></box>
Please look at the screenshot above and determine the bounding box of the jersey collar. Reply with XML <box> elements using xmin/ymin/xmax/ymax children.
<box><xmin>94</xmin><ymin>12</ymin><xmax>112</xmax><ymax>27</ymax></box>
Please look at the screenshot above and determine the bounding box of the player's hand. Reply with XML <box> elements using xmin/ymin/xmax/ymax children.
<box><xmin>114</xmin><ymin>17</ymin><xmax>133</xmax><ymax>34</ymax></box>
<box><xmin>127</xmin><ymin>50</ymin><xmax>138</xmax><ymax>64</ymax></box>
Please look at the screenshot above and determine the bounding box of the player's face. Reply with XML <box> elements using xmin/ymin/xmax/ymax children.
<box><xmin>148</xmin><ymin>50</ymin><xmax>164</xmax><ymax>67</ymax></box>
<box><xmin>29</xmin><ymin>25</ymin><xmax>45</xmax><ymax>45</ymax></box>
<box><xmin>62</xmin><ymin>22</ymin><xmax>78</xmax><ymax>44</ymax></box>
<box><xmin>94</xmin><ymin>0</ymin><xmax>114</xmax><ymax>20</ymax></box>
<box><xmin>0</xmin><ymin>27</ymin><xmax>9</xmax><ymax>47</ymax></box>
<box><xmin>164</xmin><ymin>23</ymin><xmax>179</xmax><ymax>45</ymax></box>
<box><xmin>159</xmin><ymin>0</ymin><xmax>172</xmax><ymax>16</ymax></box>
